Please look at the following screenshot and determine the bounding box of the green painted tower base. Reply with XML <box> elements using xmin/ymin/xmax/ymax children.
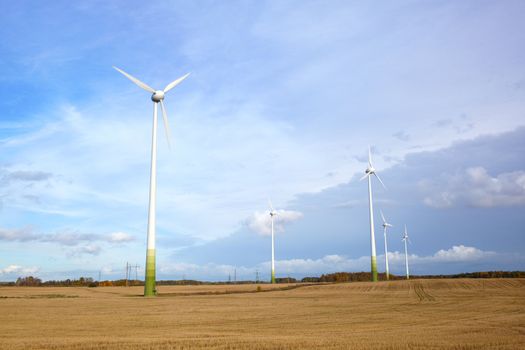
<box><xmin>371</xmin><ymin>256</ymin><xmax>378</xmax><ymax>282</ymax></box>
<box><xmin>144</xmin><ymin>249</ymin><xmax>156</xmax><ymax>297</ymax></box>
<box><xmin>271</xmin><ymin>270</ymin><xmax>275</xmax><ymax>284</ymax></box>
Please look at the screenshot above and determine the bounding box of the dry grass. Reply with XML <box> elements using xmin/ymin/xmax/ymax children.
<box><xmin>0</xmin><ymin>279</ymin><xmax>523</xmax><ymax>349</ymax></box>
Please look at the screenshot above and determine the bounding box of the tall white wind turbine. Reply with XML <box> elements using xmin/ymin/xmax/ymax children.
<box><xmin>114</xmin><ymin>66</ymin><xmax>190</xmax><ymax>297</ymax></box>
<box><xmin>402</xmin><ymin>225</ymin><xmax>411</xmax><ymax>280</ymax></box>
<box><xmin>268</xmin><ymin>199</ymin><xmax>278</xmax><ymax>284</ymax></box>
<box><xmin>380</xmin><ymin>210</ymin><xmax>393</xmax><ymax>280</ymax></box>
<box><xmin>360</xmin><ymin>146</ymin><xmax>386</xmax><ymax>282</ymax></box>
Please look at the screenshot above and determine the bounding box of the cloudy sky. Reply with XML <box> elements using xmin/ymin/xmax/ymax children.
<box><xmin>1</xmin><ymin>0</ymin><xmax>524</xmax><ymax>281</ymax></box>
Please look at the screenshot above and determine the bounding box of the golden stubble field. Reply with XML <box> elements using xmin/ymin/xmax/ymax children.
<box><xmin>0</xmin><ymin>279</ymin><xmax>523</xmax><ymax>349</ymax></box>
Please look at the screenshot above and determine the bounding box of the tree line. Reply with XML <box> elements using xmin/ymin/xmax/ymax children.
<box><xmin>1</xmin><ymin>270</ymin><xmax>523</xmax><ymax>287</ymax></box>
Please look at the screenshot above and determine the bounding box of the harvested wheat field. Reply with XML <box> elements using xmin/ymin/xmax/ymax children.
<box><xmin>0</xmin><ymin>279</ymin><xmax>523</xmax><ymax>349</ymax></box>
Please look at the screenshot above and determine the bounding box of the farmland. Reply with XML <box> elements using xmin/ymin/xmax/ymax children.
<box><xmin>0</xmin><ymin>279</ymin><xmax>523</xmax><ymax>349</ymax></box>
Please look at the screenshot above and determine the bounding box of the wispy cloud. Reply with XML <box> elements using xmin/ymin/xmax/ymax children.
<box><xmin>0</xmin><ymin>227</ymin><xmax>38</xmax><ymax>241</ymax></box>
<box><xmin>108</xmin><ymin>232</ymin><xmax>135</xmax><ymax>243</ymax></box>
<box><xmin>0</xmin><ymin>227</ymin><xmax>135</xmax><ymax>246</ymax></box>
<box><xmin>392</xmin><ymin>130</ymin><xmax>410</xmax><ymax>142</ymax></box>
<box><xmin>0</xmin><ymin>264</ymin><xmax>39</xmax><ymax>275</ymax></box>
<box><xmin>67</xmin><ymin>244</ymin><xmax>102</xmax><ymax>257</ymax></box>
<box><xmin>1</xmin><ymin>169</ymin><xmax>53</xmax><ymax>183</ymax></box>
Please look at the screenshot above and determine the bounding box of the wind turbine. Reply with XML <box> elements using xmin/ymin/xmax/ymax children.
<box><xmin>114</xmin><ymin>66</ymin><xmax>190</xmax><ymax>297</ymax></box>
<box><xmin>402</xmin><ymin>225</ymin><xmax>411</xmax><ymax>280</ymax></box>
<box><xmin>268</xmin><ymin>199</ymin><xmax>278</xmax><ymax>284</ymax></box>
<box><xmin>360</xmin><ymin>146</ymin><xmax>386</xmax><ymax>282</ymax></box>
<box><xmin>380</xmin><ymin>210</ymin><xmax>393</xmax><ymax>280</ymax></box>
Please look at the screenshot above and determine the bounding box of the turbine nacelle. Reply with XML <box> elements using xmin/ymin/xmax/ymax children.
<box><xmin>268</xmin><ymin>199</ymin><xmax>278</xmax><ymax>217</ymax></box>
<box><xmin>151</xmin><ymin>90</ymin><xmax>165</xmax><ymax>102</ymax></box>
<box><xmin>402</xmin><ymin>226</ymin><xmax>411</xmax><ymax>243</ymax></box>
<box><xmin>365</xmin><ymin>166</ymin><xmax>375</xmax><ymax>175</ymax></box>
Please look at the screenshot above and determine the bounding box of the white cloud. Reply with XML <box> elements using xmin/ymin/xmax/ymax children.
<box><xmin>421</xmin><ymin>167</ymin><xmax>525</xmax><ymax>208</ymax></box>
<box><xmin>431</xmin><ymin>245</ymin><xmax>496</xmax><ymax>262</ymax></box>
<box><xmin>0</xmin><ymin>264</ymin><xmax>39</xmax><ymax>275</ymax></box>
<box><xmin>273</xmin><ymin>245</ymin><xmax>502</xmax><ymax>275</ymax></box>
<box><xmin>161</xmin><ymin>245</ymin><xmax>503</xmax><ymax>280</ymax></box>
<box><xmin>68</xmin><ymin>244</ymin><xmax>101</xmax><ymax>257</ymax></box>
<box><xmin>0</xmin><ymin>227</ymin><xmax>37</xmax><ymax>241</ymax></box>
<box><xmin>40</xmin><ymin>232</ymin><xmax>98</xmax><ymax>246</ymax></box>
<box><xmin>387</xmin><ymin>245</ymin><xmax>496</xmax><ymax>264</ymax></box>
<box><xmin>0</xmin><ymin>227</ymin><xmax>134</xmax><ymax>249</ymax></box>
<box><xmin>107</xmin><ymin>232</ymin><xmax>135</xmax><ymax>243</ymax></box>
<box><xmin>271</xmin><ymin>254</ymin><xmax>370</xmax><ymax>274</ymax></box>
<box><xmin>247</xmin><ymin>209</ymin><xmax>303</xmax><ymax>235</ymax></box>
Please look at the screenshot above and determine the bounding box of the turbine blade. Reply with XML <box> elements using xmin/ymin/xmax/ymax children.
<box><xmin>164</xmin><ymin>72</ymin><xmax>191</xmax><ymax>93</ymax></box>
<box><xmin>159</xmin><ymin>100</ymin><xmax>172</xmax><ymax>149</ymax></box>
<box><xmin>374</xmin><ymin>173</ymin><xmax>387</xmax><ymax>190</ymax></box>
<box><xmin>380</xmin><ymin>210</ymin><xmax>386</xmax><ymax>224</ymax></box>
<box><xmin>368</xmin><ymin>146</ymin><xmax>372</xmax><ymax>167</ymax></box>
<box><xmin>113</xmin><ymin>66</ymin><xmax>155</xmax><ymax>93</ymax></box>
<box><xmin>360</xmin><ymin>173</ymin><xmax>369</xmax><ymax>181</ymax></box>
<box><xmin>268</xmin><ymin>198</ymin><xmax>274</xmax><ymax>212</ymax></box>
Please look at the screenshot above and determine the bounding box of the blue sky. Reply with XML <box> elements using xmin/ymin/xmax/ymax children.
<box><xmin>1</xmin><ymin>0</ymin><xmax>524</xmax><ymax>281</ymax></box>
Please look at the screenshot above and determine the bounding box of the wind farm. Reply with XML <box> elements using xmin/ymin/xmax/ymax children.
<box><xmin>1</xmin><ymin>1</ymin><xmax>525</xmax><ymax>349</ymax></box>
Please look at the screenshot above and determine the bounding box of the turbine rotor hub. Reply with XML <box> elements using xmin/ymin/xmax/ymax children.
<box><xmin>366</xmin><ymin>167</ymin><xmax>375</xmax><ymax>174</ymax></box>
<box><xmin>151</xmin><ymin>90</ymin><xmax>165</xmax><ymax>102</ymax></box>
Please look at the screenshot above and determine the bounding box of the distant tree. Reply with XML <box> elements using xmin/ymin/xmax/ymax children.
<box><xmin>275</xmin><ymin>277</ymin><xmax>297</xmax><ymax>283</ymax></box>
<box><xmin>301</xmin><ymin>277</ymin><xmax>321</xmax><ymax>283</ymax></box>
<box><xmin>15</xmin><ymin>276</ymin><xmax>42</xmax><ymax>286</ymax></box>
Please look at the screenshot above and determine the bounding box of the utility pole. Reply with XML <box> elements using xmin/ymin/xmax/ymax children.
<box><xmin>135</xmin><ymin>265</ymin><xmax>139</xmax><ymax>281</ymax></box>
<box><xmin>125</xmin><ymin>262</ymin><xmax>130</xmax><ymax>287</ymax></box>
<box><xmin>228</xmin><ymin>273</ymin><xmax>231</xmax><ymax>284</ymax></box>
<box><xmin>234</xmin><ymin>268</ymin><xmax>237</xmax><ymax>284</ymax></box>
<box><xmin>255</xmin><ymin>269</ymin><xmax>259</xmax><ymax>284</ymax></box>
<box><xmin>129</xmin><ymin>264</ymin><xmax>140</xmax><ymax>283</ymax></box>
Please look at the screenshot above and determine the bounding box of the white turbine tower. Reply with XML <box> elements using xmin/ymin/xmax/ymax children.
<box><xmin>402</xmin><ymin>225</ymin><xmax>411</xmax><ymax>280</ymax></box>
<box><xmin>114</xmin><ymin>66</ymin><xmax>190</xmax><ymax>297</ymax></box>
<box><xmin>380</xmin><ymin>210</ymin><xmax>393</xmax><ymax>280</ymax></box>
<box><xmin>360</xmin><ymin>146</ymin><xmax>386</xmax><ymax>282</ymax></box>
<box><xmin>268</xmin><ymin>199</ymin><xmax>278</xmax><ymax>284</ymax></box>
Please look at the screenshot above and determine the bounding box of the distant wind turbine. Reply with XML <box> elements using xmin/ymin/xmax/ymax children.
<box><xmin>360</xmin><ymin>146</ymin><xmax>386</xmax><ymax>282</ymax></box>
<box><xmin>380</xmin><ymin>210</ymin><xmax>393</xmax><ymax>280</ymax></box>
<box><xmin>268</xmin><ymin>199</ymin><xmax>278</xmax><ymax>284</ymax></box>
<box><xmin>402</xmin><ymin>225</ymin><xmax>411</xmax><ymax>280</ymax></box>
<box><xmin>114</xmin><ymin>66</ymin><xmax>190</xmax><ymax>297</ymax></box>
